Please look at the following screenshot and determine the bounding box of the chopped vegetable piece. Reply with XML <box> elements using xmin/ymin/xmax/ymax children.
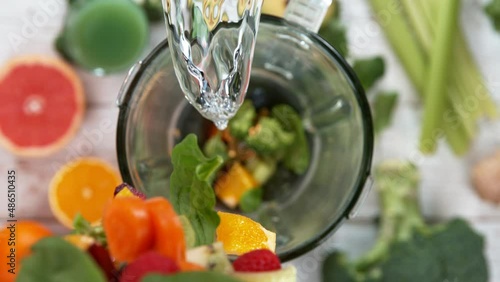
<box><xmin>272</xmin><ymin>105</ymin><xmax>310</xmax><ymax>174</ymax></box>
<box><xmin>240</xmin><ymin>188</ymin><xmax>263</xmax><ymax>213</ymax></box>
<box><xmin>229</xmin><ymin>100</ymin><xmax>257</xmax><ymax>140</ymax></box>
<box><xmin>352</xmin><ymin>56</ymin><xmax>386</xmax><ymax>91</ymax></box>
<box><xmin>203</xmin><ymin>133</ymin><xmax>229</xmax><ymax>162</ymax></box>
<box><xmin>245</xmin><ymin>117</ymin><xmax>294</xmax><ymax>156</ymax></box>
<box><xmin>215</xmin><ymin>162</ymin><xmax>259</xmax><ymax>209</ymax></box>
<box><xmin>245</xmin><ymin>156</ymin><xmax>278</xmax><ymax>185</ymax></box>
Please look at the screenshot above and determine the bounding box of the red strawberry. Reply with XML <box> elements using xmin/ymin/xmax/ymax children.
<box><xmin>233</xmin><ymin>249</ymin><xmax>282</xmax><ymax>272</ymax></box>
<box><xmin>119</xmin><ymin>251</ymin><xmax>179</xmax><ymax>282</ymax></box>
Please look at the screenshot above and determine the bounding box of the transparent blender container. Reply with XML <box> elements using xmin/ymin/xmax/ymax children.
<box><xmin>116</xmin><ymin>2</ymin><xmax>374</xmax><ymax>261</ymax></box>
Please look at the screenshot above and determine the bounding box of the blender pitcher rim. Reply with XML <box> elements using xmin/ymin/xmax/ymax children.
<box><xmin>115</xmin><ymin>14</ymin><xmax>374</xmax><ymax>262</ymax></box>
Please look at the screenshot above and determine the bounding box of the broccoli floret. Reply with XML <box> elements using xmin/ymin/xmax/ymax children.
<box><xmin>228</xmin><ymin>100</ymin><xmax>256</xmax><ymax>140</ymax></box>
<box><xmin>485</xmin><ymin>0</ymin><xmax>500</xmax><ymax>32</ymax></box>
<box><xmin>322</xmin><ymin>161</ymin><xmax>489</xmax><ymax>282</ymax></box>
<box><xmin>245</xmin><ymin>117</ymin><xmax>294</xmax><ymax>156</ymax></box>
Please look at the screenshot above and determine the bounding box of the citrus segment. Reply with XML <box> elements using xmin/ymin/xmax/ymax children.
<box><xmin>0</xmin><ymin>221</ymin><xmax>52</xmax><ymax>282</ymax></box>
<box><xmin>215</xmin><ymin>162</ymin><xmax>259</xmax><ymax>209</ymax></box>
<box><xmin>0</xmin><ymin>56</ymin><xmax>84</xmax><ymax>157</ymax></box>
<box><xmin>216</xmin><ymin>212</ymin><xmax>276</xmax><ymax>255</ymax></box>
<box><xmin>49</xmin><ymin>158</ymin><xmax>121</xmax><ymax>228</ymax></box>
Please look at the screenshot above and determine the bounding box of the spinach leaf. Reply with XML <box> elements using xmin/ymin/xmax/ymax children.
<box><xmin>352</xmin><ymin>56</ymin><xmax>386</xmax><ymax>91</ymax></box>
<box><xmin>319</xmin><ymin>20</ymin><xmax>349</xmax><ymax>57</ymax></box>
<box><xmin>170</xmin><ymin>134</ymin><xmax>223</xmax><ymax>246</ymax></box>
<box><xmin>17</xmin><ymin>237</ymin><xmax>106</xmax><ymax>282</ymax></box>
<box><xmin>372</xmin><ymin>91</ymin><xmax>398</xmax><ymax>135</ymax></box>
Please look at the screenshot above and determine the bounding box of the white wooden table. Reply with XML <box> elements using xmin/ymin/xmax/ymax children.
<box><xmin>1</xmin><ymin>0</ymin><xmax>499</xmax><ymax>281</ymax></box>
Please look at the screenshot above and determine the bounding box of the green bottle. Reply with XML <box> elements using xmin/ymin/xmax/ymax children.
<box><xmin>56</xmin><ymin>0</ymin><xmax>149</xmax><ymax>75</ymax></box>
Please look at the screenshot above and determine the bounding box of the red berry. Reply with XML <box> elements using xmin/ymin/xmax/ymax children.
<box><xmin>233</xmin><ymin>249</ymin><xmax>281</xmax><ymax>272</ymax></box>
<box><xmin>119</xmin><ymin>251</ymin><xmax>179</xmax><ymax>282</ymax></box>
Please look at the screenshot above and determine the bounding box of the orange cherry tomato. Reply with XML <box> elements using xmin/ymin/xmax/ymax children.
<box><xmin>145</xmin><ymin>197</ymin><xmax>186</xmax><ymax>262</ymax></box>
<box><xmin>103</xmin><ymin>197</ymin><xmax>153</xmax><ymax>262</ymax></box>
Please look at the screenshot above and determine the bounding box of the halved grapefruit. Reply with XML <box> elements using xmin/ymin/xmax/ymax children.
<box><xmin>0</xmin><ymin>56</ymin><xmax>85</xmax><ymax>157</ymax></box>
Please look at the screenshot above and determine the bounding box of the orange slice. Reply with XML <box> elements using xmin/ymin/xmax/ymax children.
<box><xmin>215</xmin><ymin>162</ymin><xmax>258</xmax><ymax>209</ymax></box>
<box><xmin>216</xmin><ymin>211</ymin><xmax>276</xmax><ymax>256</ymax></box>
<box><xmin>0</xmin><ymin>56</ymin><xmax>84</xmax><ymax>157</ymax></box>
<box><xmin>49</xmin><ymin>158</ymin><xmax>121</xmax><ymax>228</ymax></box>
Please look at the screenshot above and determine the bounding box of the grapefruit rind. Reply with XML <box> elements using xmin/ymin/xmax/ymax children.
<box><xmin>0</xmin><ymin>56</ymin><xmax>85</xmax><ymax>157</ymax></box>
<box><xmin>48</xmin><ymin>157</ymin><xmax>121</xmax><ymax>229</ymax></box>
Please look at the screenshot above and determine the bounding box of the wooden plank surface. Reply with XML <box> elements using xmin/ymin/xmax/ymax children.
<box><xmin>0</xmin><ymin>0</ymin><xmax>499</xmax><ymax>281</ymax></box>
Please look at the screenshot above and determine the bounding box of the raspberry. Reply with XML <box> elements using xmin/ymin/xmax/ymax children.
<box><xmin>119</xmin><ymin>251</ymin><xmax>179</xmax><ymax>282</ymax></box>
<box><xmin>233</xmin><ymin>249</ymin><xmax>281</xmax><ymax>272</ymax></box>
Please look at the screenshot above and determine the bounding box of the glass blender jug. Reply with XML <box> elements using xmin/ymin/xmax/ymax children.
<box><xmin>116</xmin><ymin>0</ymin><xmax>374</xmax><ymax>261</ymax></box>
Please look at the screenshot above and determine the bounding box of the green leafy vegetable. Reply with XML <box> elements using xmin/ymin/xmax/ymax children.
<box><xmin>352</xmin><ymin>57</ymin><xmax>386</xmax><ymax>91</ymax></box>
<box><xmin>322</xmin><ymin>161</ymin><xmax>488</xmax><ymax>282</ymax></box>
<box><xmin>245</xmin><ymin>117</ymin><xmax>294</xmax><ymax>156</ymax></box>
<box><xmin>229</xmin><ymin>100</ymin><xmax>256</xmax><ymax>140</ymax></box>
<box><xmin>203</xmin><ymin>133</ymin><xmax>229</xmax><ymax>162</ymax></box>
<box><xmin>143</xmin><ymin>272</ymin><xmax>242</xmax><ymax>282</ymax></box>
<box><xmin>239</xmin><ymin>188</ymin><xmax>263</xmax><ymax>213</ymax></box>
<box><xmin>485</xmin><ymin>0</ymin><xmax>500</xmax><ymax>31</ymax></box>
<box><xmin>272</xmin><ymin>104</ymin><xmax>310</xmax><ymax>174</ymax></box>
<box><xmin>319</xmin><ymin>20</ymin><xmax>349</xmax><ymax>57</ymax></box>
<box><xmin>73</xmin><ymin>214</ymin><xmax>107</xmax><ymax>246</ymax></box>
<box><xmin>170</xmin><ymin>134</ymin><xmax>223</xmax><ymax>246</ymax></box>
<box><xmin>134</xmin><ymin>0</ymin><xmax>164</xmax><ymax>22</ymax></box>
<box><xmin>372</xmin><ymin>92</ymin><xmax>398</xmax><ymax>135</ymax></box>
<box><xmin>17</xmin><ymin>237</ymin><xmax>107</xmax><ymax>282</ymax></box>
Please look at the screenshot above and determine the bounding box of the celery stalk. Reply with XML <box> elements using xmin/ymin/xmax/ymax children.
<box><xmin>419</xmin><ymin>0</ymin><xmax>460</xmax><ymax>154</ymax></box>
<box><xmin>368</xmin><ymin>0</ymin><xmax>426</xmax><ymax>91</ymax></box>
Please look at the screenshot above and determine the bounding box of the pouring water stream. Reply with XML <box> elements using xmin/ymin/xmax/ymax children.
<box><xmin>162</xmin><ymin>0</ymin><xmax>332</xmax><ymax>130</ymax></box>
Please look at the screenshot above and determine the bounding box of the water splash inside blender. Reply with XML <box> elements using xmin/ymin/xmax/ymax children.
<box><xmin>162</xmin><ymin>0</ymin><xmax>332</xmax><ymax>129</ymax></box>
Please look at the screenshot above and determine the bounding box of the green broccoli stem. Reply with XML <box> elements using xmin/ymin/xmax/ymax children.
<box><xmin>355</xmin><ymin>161</ymin><xmax>424</xmax><ymax>271</ymax></box>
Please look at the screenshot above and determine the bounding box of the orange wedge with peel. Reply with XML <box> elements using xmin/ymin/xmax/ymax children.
<box><xmin>216</xmin><ymin>211</ymin><xmax>276</xmax><ymax>256</ymax></box>
<box><xmin>49</xmin><ymin>158</ymin><xmax>121</xmax><ymax>228</ymax></box>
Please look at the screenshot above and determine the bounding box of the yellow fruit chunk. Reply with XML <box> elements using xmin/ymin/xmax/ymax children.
<box><xmin>216</xmin><ymin>212</ymin><xmax>276</xmax><ymax>255</ymax></box>
<box><xmin>115</xmin><ymin>187</ymin><xmax>135</xmax><ymax>198</ymax></box>
<box><xmin>215</xmin><ymin>162</ymin><xmax>258</xmax><ymax>209</ymax></box>
<box><xmin>49</xmin><ymin>158</ymin><xmax>121</xmax><ymax>228</ymax></box>
<box><xmin>64</xmin><ymin>234</ymin><xmax>95</xmax><ymax>250</ymax></box>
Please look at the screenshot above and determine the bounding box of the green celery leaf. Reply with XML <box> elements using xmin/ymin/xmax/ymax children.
<box><xmin>352</xmin><ymin>56</ymin><xmax>386</xmax><ymax>91</ymax></box>
<box><xmin>373</xmin><ymin>91</ymin><xmax>398</xmax><ymax>135</ymax></box>
<box><xmin>322</xmin><ymin>252</ymin><xmax>358</xmax><ymax>282</ymax></box>
<box><xmin>485</xmin><ymin>0</ymin><xmax>500</xmax><ymax>32</ymax></box>
<box><xmin>170</xmin><ymin>134</ymin><xmax>223</xmax><ymax>246</ymax></box>
<box><xmin>430</xmin><ymin>219</ymin><xmax>488</xmax><ymax>282</ymax></box>
<box><xmin>319</xmin><ymin>20</ymin><xmax>349</xmax><ymax>57</ymax></box>
<box><xmin>143</xmin><ymin>272</ymin><xmax>242</xmax><ymax>282</ymax></box>
<box><xmin>240</xmin><ymin>188</ymin><xmax>263</xmax><ymax>213</ymax></box>
<box><xmin>272</xmin><ymin>104</ymin><xmax>310</xmax><ymax>174</ymax></box>
<box><xmin>17</xmin><ymin>237</ymin><xmax>107</xmax><ymax>282</ymax></box>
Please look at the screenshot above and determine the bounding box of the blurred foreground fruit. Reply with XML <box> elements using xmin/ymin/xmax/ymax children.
<box><xmin>114</xmin><ymin>183</ymin><xmax>146</xmax><ymax>199</ymax></box>
<box><xmin>0</xmin><ymin>56</ymin><xmax>84</xmax><ymax>157</ymax></box>
<box><xmin>49</xmin><ymin>158</ymin><xmax>121</xmax><ymax>228</ymax></box>
<box><xmin>233</xmin><ymin>266</ymin><xmax>297</xmax><ymax>282</ymax></box>
<box><xmin>216</xmin><ymin>212</ymin><xmax>276</xmax><ymax>255</ymax></box>
<box><xmin>233</xmin><ymin>249</ymin><xmax>281</xmax><ymax>272</ymax></box>
<box><xmin>0</xmin><ymin>221</ymin><xmax>52</xmax><ymax>282</ymax></box>
<box><xmin>103</xmin><ymin>197</ymin><xmax>153</xmax><ymax>262</ymax></box>
<box><xmin>120</xmin><ymin>251</ymin><xmax>179</xmax><ymax>282</ymax></box>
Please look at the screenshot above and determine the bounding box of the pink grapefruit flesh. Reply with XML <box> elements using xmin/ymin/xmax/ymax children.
<box><xmin>0</xmin><ymin>56</ymin><xmax>84</xmax><ymax>157</ymax></box>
